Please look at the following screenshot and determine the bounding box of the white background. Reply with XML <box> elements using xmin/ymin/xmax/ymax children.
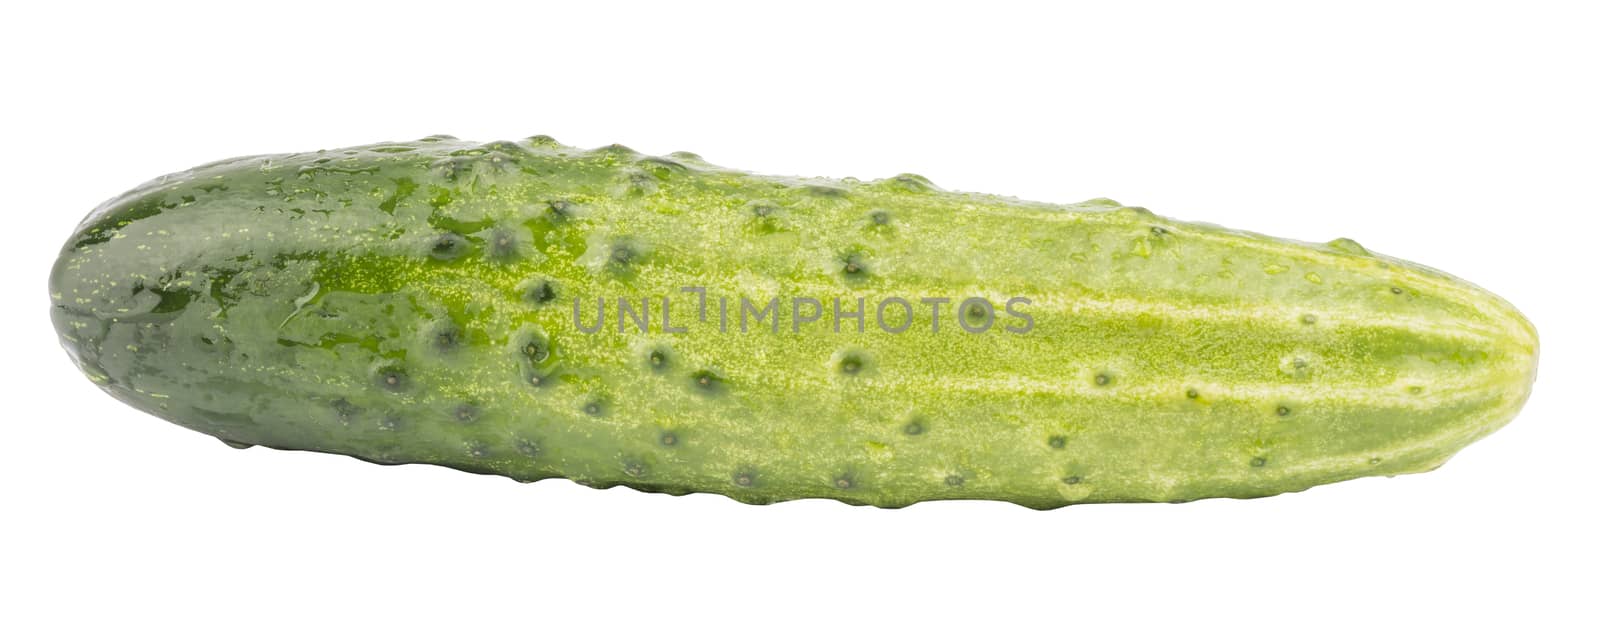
<box><xmin>4</xmin><ymin>2</ymin><xmax>1595</xmax><ymax>618</ymax></box>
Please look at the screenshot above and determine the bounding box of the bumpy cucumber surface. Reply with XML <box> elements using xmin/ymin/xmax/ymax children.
<box><xmin>49</xmin><ymin>135</ymin><xmax>1538</xmax><ymax>508</ymax></box>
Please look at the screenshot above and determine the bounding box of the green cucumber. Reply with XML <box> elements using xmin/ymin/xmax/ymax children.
<box><xmin>48</xmin><ymin>135</ymin><xmax>1538</xmax><ymax>508</ymax></box>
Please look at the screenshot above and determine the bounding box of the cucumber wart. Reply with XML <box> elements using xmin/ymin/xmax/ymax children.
<box><xmin>48</xmin><ymin>135</ymin><xmax>1539</xmax><ymax>508</ymax></box>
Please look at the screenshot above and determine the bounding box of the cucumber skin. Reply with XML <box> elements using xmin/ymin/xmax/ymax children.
<box><xmin>48</xmin><ymin>135</ymin><xmax>1538</xmax><ymax>509</ymax></box>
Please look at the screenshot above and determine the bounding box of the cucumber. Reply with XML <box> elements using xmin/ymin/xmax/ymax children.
<box><xmin>48</xmin><ymin>135</ymin><xmax>1538</xmax><ymax>508</ymax></box>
